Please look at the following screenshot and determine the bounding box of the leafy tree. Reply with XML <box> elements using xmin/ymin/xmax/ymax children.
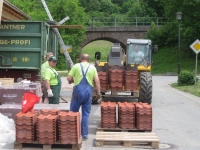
<box><xmin>161</xmin><ymin>0</ymin><xmax>200</xmax><ymax>56</ymax></box>
<box><xmin>9</xmin><ymin>0</ymin><xmax>88</xmax><ymax>70</ymax></box>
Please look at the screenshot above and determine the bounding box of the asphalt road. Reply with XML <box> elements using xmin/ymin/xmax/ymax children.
<box><xmin>2</xmin><ymin>76</ymin><xmax>200</xmax><ymax>150</ymax></box>
<box><xmin>82</xmin><ymin>76</ymin><xmax>200</xmax><ymax>150</ymax></box>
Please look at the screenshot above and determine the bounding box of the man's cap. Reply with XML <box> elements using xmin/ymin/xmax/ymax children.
<box><xmin>48</xmin><ymin>56</ymin><xmax>57</xmax><ymax>62</ymax></box>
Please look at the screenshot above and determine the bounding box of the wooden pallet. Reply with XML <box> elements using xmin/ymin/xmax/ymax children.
<box><xmin>14</xmin><ymin>140</ymin><xmax>82</xmax><ymax>150</ymax></box>
<box><xmin>95</xmin><ymin>131</ymin><xmax>159</xmax><ymax>149</ymax></box>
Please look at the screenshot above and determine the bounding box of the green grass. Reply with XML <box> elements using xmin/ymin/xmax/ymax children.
<box><xmin>171</xmin><ymin>82</ymin><xmax>200</xmax><ymax>97</ymax></box>
<box><xmin>82</xmin><ymin>40</ymin><xmax>112</xmax><ymax>62</ymax></box>
<box><xmin>57</xmin><ymin>71</ymin><xmax>68</xmax><ymax>77</ymax></box>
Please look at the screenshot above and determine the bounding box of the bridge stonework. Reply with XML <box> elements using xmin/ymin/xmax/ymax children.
<box><xmin>80</xmin><ymin>26</ymin><xmax>150</xmax><ymax>50</ymax></box>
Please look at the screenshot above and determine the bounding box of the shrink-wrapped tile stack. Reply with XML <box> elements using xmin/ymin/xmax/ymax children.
<box><xmin>109</xmin><ymin>69</ymin><xmax>123</xmax><ymax>90</ymax></box>
<box><xmin>118</xmin><ymin>102</ymin><xmax>135</xmax><ymax>129</ymax></box>
<box><xmin>135</xmin><ymin>102</ymin><xmax>152</xmax><ymax>131</ymax></box>
<box><xmin>101</xmin><ymin>101</ymin><xmax>116</xmax><ymax>128</ymax></box>
<box><xmin>97</xmin><ymin>71</ymin><xmax>108</xmax><ymax>90</ymax></box>
<box><xmin>58</xmin><ymin>111</ymin><xmax>81</xmax><ymax>144</ymax></box>
<box><xmin>37</xmin><ymin>113</ymin><xmax>58</xmax><ymax>144</ymax></box>
<box><xmin>124</xmin><ymin>70</ymin><xmax>138</xmax><ymax>91</ymax></box>
<box><xmin>15</xmin><ymin>111</ymin><xmax>40</xmax><ymax>143</ymax></box>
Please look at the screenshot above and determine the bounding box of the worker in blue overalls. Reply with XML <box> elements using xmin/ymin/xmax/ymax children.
<box><xmin>67</xmin><ymin>54</ymin><xmax>101</xmax><ymax>140</ymax></box>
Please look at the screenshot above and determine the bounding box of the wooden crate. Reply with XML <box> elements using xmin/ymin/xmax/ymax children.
<box><xmin>0</xmin><ymin>78</ymin><xmax>14</xmax><ymax>85</ymax></box>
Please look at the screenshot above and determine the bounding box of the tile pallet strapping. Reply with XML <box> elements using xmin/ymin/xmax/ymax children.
<box><xmin>118</xmin><ymin>102</ymin><xmax>136</xmax><ymax>129</ymax></box>
<box><xmin>100</xmin><ymin>101</ymin><xmax>152</xmax><ymax>131</ymax></box>
<box><xmin>98</xmin><ymin>71</ymin><xmax>108</xmax><ymax>90</ymax></box>
<box><xmin>101</xmin><ymin>101</ymin><xmax>116</xmax><ymax>128</ymax></box>
<box><xmin>124</xmin><ymin>70</ymin><xmax>138</xmax><ymax>91</ymax></box>
<box><xmin>58</xmin><ymin>111</ymin><xmax>81</xmax><ymax>144</ymax></box>
<box><xmin>109</xmin><ymin>69</ymin><xmax>124</xmax><ymax>90</ymax></box>
<box><xmin>15</xmin><ymin>109</ymin><xmax>81</xmax><ymax>145</ymax></box>
<box><xmin>37</xmin><ymin>114</ymin><xmax>58</xmax><ymax>144</ymax></box>
<box><xmin>15</xmin><ymin>111</ymin><xmax>40</xmax><ymax>143</ymax></box>
<box><xmin>135</xmin><ymin>102</ymin><xmax>152</xmax><ymax>131</ymax></box>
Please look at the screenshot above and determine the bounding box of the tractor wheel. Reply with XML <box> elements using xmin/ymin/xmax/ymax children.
<box><xmin>138</xmin><ymin>72</ymin><xmax>152</xmax><ymax>104</ymax></box>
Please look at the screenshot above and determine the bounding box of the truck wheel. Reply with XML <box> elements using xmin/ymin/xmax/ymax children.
<box><xmin>138</xmin><ymin>72</ymin><xmax>152</xmax><ymax>104</ymax></box>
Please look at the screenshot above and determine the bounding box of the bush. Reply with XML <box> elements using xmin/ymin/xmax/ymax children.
<box><xmin>178</xmin><ymin>70</ymin><xmax>195</xmax><ymax>86</ymax></box>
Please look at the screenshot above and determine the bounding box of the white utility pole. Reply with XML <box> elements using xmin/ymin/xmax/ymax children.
<box><xmin>41</xmin><ymin>0</ymin><xmax>74</xmax><ymax>69</ymax></box>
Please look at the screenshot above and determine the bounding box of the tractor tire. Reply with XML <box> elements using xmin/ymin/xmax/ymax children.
<box><xmin>138</xmin><ymin>72</ymin><xmax>152</xmax><ymax>104</ymax></box>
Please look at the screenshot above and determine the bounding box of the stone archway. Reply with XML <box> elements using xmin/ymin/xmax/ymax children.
<box><xmin>79</xmin><ymin>26</ymin><xmax>149</xmax><ymax>51</ymax></box>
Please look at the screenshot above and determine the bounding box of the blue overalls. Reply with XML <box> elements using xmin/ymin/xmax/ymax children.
<box><xmin>70</xmin><ymin>63</ymin><xmax>93</xmax><ymax>139</ymax></box>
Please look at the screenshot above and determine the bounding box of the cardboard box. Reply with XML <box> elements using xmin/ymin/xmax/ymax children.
<box><xmin>0</xmin><ymin>78</ymin><xmax>14</xmax><ymax>85</ymax></box>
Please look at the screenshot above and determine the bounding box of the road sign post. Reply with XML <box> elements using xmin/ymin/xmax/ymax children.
<box><xmin>190</xmin><ymin>39</ymin><xmax>200</xmax><ymax>86</ymax></box>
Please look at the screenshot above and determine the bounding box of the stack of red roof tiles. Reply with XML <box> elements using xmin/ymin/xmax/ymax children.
<box><xmin>109</xmin><ymin>69</ymin><xmax>123</xmax><ymax>90</ymax></box>
<box><xmin>124</xmin><ymin>70</ymin><xmax>138</xmax><ymax>91</ymax></box>
<box><xmin>58</xmin><ymin>111</ymin><xmax>81</xmax><ymax>144</ymax></box>
<box><xmin>101</xmin><ymin>101</ymin><xmax>152</xmax><ymax>131</ymax></box>
<box><xmin>37</xmin><ymin>113</ymin><xmax>58</xmax><ymax>144</ymax></box>
<box><xmin>15</xmin><ymin>109</ymin><xmax>81</xmax><ymax>144</ymax></box>
<box><xmin>101</xmin><ymin>101</ymin><xmax>116</xmax><ymax>128</ymax></box>
<box><xmin>118</xmin><ymin>102</ymin><xmax>136</xmax><ymax>129</ymax></box>
<box><xmin>97</xmin><ymin>71</ymin><xmax>108</xmax><ymax>90</ymax></box>
<box><xmin>15</xmin><ymin>110</ymin><xmax>40</xmax><ymax>143</ymax></box>
<box><xmin>135</xmin><ymin>102</ymin><xmax>152</xmax><ymax>131</ymax></box>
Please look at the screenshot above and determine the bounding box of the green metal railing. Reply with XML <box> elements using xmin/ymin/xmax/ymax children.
<box><xmin>84</xmin><ymin>17</ymin><xmax>168</xmax><ymax>27</ymax></box>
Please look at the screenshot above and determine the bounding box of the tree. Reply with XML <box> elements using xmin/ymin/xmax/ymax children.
<box><xmin>9</xmin><ymin>0</ymin><xmax>88</xmax><ymax>69</ymax></box>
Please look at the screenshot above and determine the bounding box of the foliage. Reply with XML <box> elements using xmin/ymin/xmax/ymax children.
<box><xmin>178</xmin><ymin>70</ymin><xmax>195</xmax><ymax>86</ymax></box>
<box><xmin>9</xmin><ymin>0</ymin><xmax>88</xmax><ymax>70</ymax></box>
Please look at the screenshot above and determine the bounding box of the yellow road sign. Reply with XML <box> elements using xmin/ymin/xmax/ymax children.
<box><xmin>60</xmin><ymin>45</ymin><xmax>72</xmax><ymax>53</ymax></box>
<box><xmin>190</xmin><ymin>39</ymin><xmax>200</xmax><ymax>54</ymax></box>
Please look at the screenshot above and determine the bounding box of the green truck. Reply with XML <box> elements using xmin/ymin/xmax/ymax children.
<box><xmin>0</xmin><ymin>21</ymin><xmax>58</xmax><ymax>82</ymax></box>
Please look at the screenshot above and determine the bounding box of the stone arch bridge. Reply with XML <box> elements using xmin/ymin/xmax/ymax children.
<box><xmin>80</xmin><ymin>26</ymin><xmax>150</xmax><ymax>50</ymax></box>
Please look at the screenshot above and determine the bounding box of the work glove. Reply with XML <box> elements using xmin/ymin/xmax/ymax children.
<box><xmin>47</xmin><ymin>89</ymin><xmax>53</xmax><ymax>97</ymax></box>
<box><xmin>96</xmin><ymin>94</ymin><xmax>102</xmax><ymax>103</ymax></box>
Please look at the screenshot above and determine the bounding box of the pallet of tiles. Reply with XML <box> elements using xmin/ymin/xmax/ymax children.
<box><xmin>95</xmin><ymin>131</ymin><xmax>159</xmax><ymax>149</ymax></box>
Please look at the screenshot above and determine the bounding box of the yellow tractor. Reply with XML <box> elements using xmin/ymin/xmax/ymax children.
<box><xmin>92</xmin><ymin>39</ymin><xmax>157</xmax><ymax>104</ymax></box>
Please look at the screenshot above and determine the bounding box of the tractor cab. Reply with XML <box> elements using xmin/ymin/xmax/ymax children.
<box><xmin>126</xmin><ymin>39</ymin><xmax>157</xmax><ymax>67</ymax></box>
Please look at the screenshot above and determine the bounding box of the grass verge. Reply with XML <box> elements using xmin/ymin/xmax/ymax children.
<box><xmin>171</xmin><ymin>82</ymin><xmax>200</xmax><ymax>97</ymax></box>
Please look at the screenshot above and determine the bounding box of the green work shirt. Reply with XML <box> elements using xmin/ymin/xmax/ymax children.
<box><xmin>41</xmin><ymin>61</ymin><xmax>49</xmax><ymax>80</ymax></box>
<box><xmin>44</xmin><ymin>66</ymin><xmax>58</xmax><ymax>85</ymax></box>
<box><xmin>68</xmin><ymin>62</ymin><xmax>98</xmax><ymax>87</ymax></box>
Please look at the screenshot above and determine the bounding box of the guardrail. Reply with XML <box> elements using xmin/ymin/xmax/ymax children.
<box><xmin>84</xmin><ymin>17</ymin><xmax>168</xmax><ymax>27</ymax></box>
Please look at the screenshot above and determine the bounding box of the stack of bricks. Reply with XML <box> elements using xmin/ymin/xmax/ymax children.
<box><xmin>109</xmin><ymin>69</ymin><xmax>124</xmax><ymax>90</ymax></box>
<box><xmin>135</xmin><ymin>102</ymin><xmax>152</xmax><ymax>131</ymax></box>
<box><xmin>15</xmin><ymin>111</ymin><xmax>40</xmax><ymax>143</ymax></box>
<box><xmin>36</xmin><ymin>112</ymin><xmax>58</xmax><ymax>144</ymax></box>
<box><xmin>58</xmin><ymin>111</ymin><xmax>81</xmax><ymax>144</ymax></box>
<box><xmin>101</xmin><ymin>101</ymin><xmax>116</xmax><ymax>128</ymax></box>
<box><xmin>124</xmin><ymin>70</ymin><xmax>138</xmax><ymax>91</ymax></box>
<box><xmin>97</xmin><ymin>71</ymin><xmax>108</xmax><ymax>90</ymax></box>
<box><xmin>118</xmin><ymin>102</ymin><xmax>135</xmax><ymax>129</ymax></box>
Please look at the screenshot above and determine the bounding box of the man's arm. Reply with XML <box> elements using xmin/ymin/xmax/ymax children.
<box><xmin>94</xmin><ymin>75</ymin><xmax>101</xmax><ymax>95</ymax></box>
<box><xmin>45</xmin><ymin>80</ymin><xmax>51</xmax><ymax>90</ymax></box>
<box><xmin>67</xmin><ymin>75</ymin><xmax>74</xmax><ymax>84</ymax></box>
